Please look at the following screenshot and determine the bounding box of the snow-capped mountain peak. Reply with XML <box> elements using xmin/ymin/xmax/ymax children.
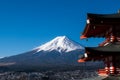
<box><xmin>36</xmin><ymin>36</ymin><xmax>84</xmax><ymax>53</ymax></box>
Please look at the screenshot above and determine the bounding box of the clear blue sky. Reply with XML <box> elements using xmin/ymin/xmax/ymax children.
<box><xmin>0</xmin><ymin>0</ymin><xmax>120</xmax><ymax>57</ymax></box>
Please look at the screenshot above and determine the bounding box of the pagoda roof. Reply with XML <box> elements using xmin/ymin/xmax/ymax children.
<box><xmin>81</xmin><ymin>13</ymin><xmax>120</xmax><ymax>39</ymax></box>
<box><xmin>78</xmin><ymin>42</ymin><xmax>120</xmax><ymax>62</ymax></box>
<box><xmin>88</xmin><ymin>13</ymin><xmax>120</xmax><ymax>19</ymax></box>
<box><xmin>86</xmin><ymin>42</ymin><xmax>120</xmax><ymax>54</ymax></box>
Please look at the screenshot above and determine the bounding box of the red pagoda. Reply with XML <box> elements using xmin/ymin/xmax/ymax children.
<box><xmin>78</xmin><ymin>12</ymin><xmax>120</xmax><ymax>75</ymax></box>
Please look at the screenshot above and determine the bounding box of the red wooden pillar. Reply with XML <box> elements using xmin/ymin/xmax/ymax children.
<box><xmin>109</xmin><ymin>56</ymin><xmax>117</xmax><ymax>74</ymax></box>
<box><xmin>105</xmin><ymin>57</ymin><xmax>110</xmax><ymax>74</ymax></box>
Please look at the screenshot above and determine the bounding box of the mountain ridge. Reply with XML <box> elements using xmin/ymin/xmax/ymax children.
<box><xmin>0</xmin><ymin>36</ymin><xmax>85</xmax><ymax>71</ymax></box>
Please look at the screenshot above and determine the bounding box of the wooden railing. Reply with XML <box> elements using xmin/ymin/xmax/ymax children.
<box><xmin>98</xmin><ymin>68</ymin><xmax>120</xmax><ymax>75</ymax></box>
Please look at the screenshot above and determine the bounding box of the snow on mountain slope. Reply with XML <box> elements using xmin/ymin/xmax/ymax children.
<box><xmin>35</xmin><ymin>36</ymin><xmax>84</xmax><ymax>53</ymax></box>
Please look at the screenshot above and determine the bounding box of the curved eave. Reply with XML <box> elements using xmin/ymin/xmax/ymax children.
<box><xmin>81</xmin><ymin>13</ymin><xmax>120</xmax><ymax>39</ymax></box>
<box><xmin>85</xmin><ymin>47</ymin><xmax>120</xmax><ymax>55</ymax></box>
<box><xmin>80</xmin><ymin>35</ymin><xmax>87</xmax><ymax>39</ymax></box>
<box><xmin>81</xmin><ymin>24</ymin><xmax>108</xmax><ymax>39</ymax></box>
<box><xmin>88</xmin><ymin>13</ymin><xmax>120</xmax><ymax>19</ymax></box>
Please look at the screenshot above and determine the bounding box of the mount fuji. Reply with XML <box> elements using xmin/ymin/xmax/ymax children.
<box><xmin>0</xmin><ymin>36</ymin><xmax>85</xmax><ymax>71</ymax></box>
<box><xmin>35</xmin><ymin>36</ymin><xmax>84</xmax><ymax>53</ymax></box>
